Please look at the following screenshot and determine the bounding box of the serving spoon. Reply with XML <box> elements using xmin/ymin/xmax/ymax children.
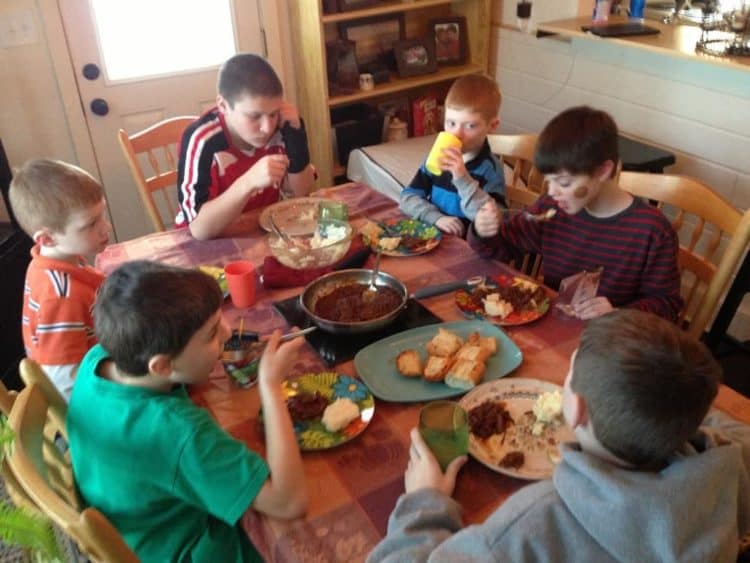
<box><xmin>363</xmin><ymin>249</ymin><xmax>383</xmax><ymax>302</ymax></box>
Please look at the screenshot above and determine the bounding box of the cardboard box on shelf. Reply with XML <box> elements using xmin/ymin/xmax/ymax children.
<box><xmin>411</xmin><ymin>95</ymin><xmax>440</xmax><ymax>137</ymax></box>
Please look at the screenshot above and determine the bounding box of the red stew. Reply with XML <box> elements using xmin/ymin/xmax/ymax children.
<box><xmin>313</xmin><ymin>283</ymin><xmax>402</xmax><ymax>322</ymax></box>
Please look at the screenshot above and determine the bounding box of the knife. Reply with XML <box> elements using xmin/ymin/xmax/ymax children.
<box><xmin>411</xmin><ymin>276</ymin><xmax>484</xmax><ymax>300</ymax></box>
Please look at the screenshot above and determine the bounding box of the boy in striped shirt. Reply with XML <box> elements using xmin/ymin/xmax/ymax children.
<box><xmin>9</xmin><ymin>159</ymin><xmax>111</xmax><ymax>400</ymax></box>
<box><xmin>176</xmin><ymin>53</ymin><xmax>315</xmax><ymax>240</ymax></box>
<box><xmin>400</xmin><ymin>74</ymin><xmax>506</xmax><ymax>238</ymax></box>
<box><xmin>472</xmin><ymin>106</ymin><xmax>682</xmax><ymax>321</ymax></box>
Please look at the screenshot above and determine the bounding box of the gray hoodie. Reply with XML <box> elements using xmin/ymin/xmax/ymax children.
<box><xmin>368</xmin><ymin>411</ymin><xmax>750</xmax><ymax>563</ymax></box>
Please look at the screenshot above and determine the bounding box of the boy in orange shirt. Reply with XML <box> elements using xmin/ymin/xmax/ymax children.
<box><xmin>9</xmin><ymin>158</ymin><xmax>111</xmax><ymax>400</ymax></box>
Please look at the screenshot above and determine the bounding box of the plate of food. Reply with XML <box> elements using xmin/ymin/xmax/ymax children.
<box><xmin>455</xmin><ymin>274</ymin><xmax>550</xmax><ymax>326</ymax></box>
<box><xmin>259</xmin><ymin>197</ymin><xmax>341</xmax><ymax>233</ymax></box>
<box><xmin>353</xmin><ymin>320</ymin><xmax>522</xmax><ymax>402</ymax></box>
<box><xmin>282</xmin><ymin>372</ymin><xmax>375</xmax><ymax>450</ymax></box>
<box><xmin>198</xmin><ymin>265</ymin><xmax>228</xmax><ymax>298</ymax></box>
<box><xmin>459</xmin><ymin>378</ymin><xmax>574</xmax><ymax>480</ymax></box>
<box><xmin>360</xmin><ymin>218</ymin><xmax>441</xmax><ymax>256</ymax></box>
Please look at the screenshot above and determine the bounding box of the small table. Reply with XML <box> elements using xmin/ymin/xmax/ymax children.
<box><xmin>618</xmin><ymin>135</ymin><xmax>676</xmax><ymax>173</ymax></box>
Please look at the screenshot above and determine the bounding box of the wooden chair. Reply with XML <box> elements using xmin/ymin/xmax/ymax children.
<box><xmin>619</xmin><ymin>171</ymin><xmax>750</xmax><ymax>339</ymax></box>
<box><xmin>488</xmin><ymin>133</ymin><xmax>545</xmax><ymax>279</ymax></box>
<box><xmin>19</xmin><ymin>358</ymin><xmax>68</xmax><ymax>441</ymax></box>
<box><xmin>7</xmin><ymin>384</ymin><xmax>139</xmax><ymax>563</ymax></box>
<box><xmin>118</xmin><ymin>116</ymin><xmax>196</xmax><ymax>232</ymax></box>
<box><xmin>1</xmin><ymin>380</ymin><xmax>38</xmax><ymax>512</ymax></box>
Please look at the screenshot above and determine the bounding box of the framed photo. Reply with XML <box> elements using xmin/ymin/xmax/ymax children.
<box><xmin>336</xmin><ymin>0</ymin><xmax>382</xmax><ymax>12</ymax></box>
<box><xmin>430</xmin><ymin>17</ymin><xmax>468</xmax><ymax>65</ymax></box>
<box><xmin>325</xmin><ymin>39</ymin><xmax>360</xmax><ymax>94</ymax></box>
<box><xmin>339</xmin><ymin>14</ymin><xmax>405</xmax><ymax>70</ymax></box>
<box><xmin>393</xmin><ymin>38</ymin><xmax>437</xmax><ymax>78</ymax></box>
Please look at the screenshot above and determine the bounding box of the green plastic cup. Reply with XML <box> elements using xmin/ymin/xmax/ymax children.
<box><xmin>419</xmin><ymin>400</ymin><xmax>469</xmax><ymax>471</ymax></box>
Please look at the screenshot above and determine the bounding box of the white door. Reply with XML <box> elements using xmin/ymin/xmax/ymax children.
<box><xmin>59</xmin><ymin>0</ymin><xmax>264</xmax><ymax>241</ymax></box>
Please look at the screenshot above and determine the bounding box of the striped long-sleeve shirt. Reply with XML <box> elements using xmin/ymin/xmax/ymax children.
<box><xmin>468</xmin><ymin>195</ymin><xmax>683</xmax><ymax>322</ymax></box>
<box><xmin>21</xmin><ymin>245</ymin><xmax>105</xmax><ymax>366</ymax></box>
<box><xmin>400</xmin><ymin>139</ymin><xmax>506</xmax><ymax>228</ymax></box>
<box><xmin>175</xmin><ymin>107</ymin><xmax>285</xmax><ymax>228</ymax></box>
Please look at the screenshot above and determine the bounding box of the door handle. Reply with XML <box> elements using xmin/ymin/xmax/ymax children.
<box><xmin>90</xmin><ymin>98</ymin><xmax>109</xmax><ymax>116</ymax></box>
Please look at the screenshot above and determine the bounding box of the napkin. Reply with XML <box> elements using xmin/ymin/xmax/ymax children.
<box><xmin>262</xmin><ymin>235</ymin><xmax>370</xmax><ymax>288</ymax></box>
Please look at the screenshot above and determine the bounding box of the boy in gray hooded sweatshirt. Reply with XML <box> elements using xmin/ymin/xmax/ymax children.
<box><xmin>368</xmin><ymin>309</ymin><xmax>750</xmax><ymax>563</ymax></box>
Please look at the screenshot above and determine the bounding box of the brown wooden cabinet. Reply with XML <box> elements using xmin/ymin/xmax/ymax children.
<box><xmin>288</xmin><ymin>0</ymin><xmax>492</xmax><ymax>186</ymax></box>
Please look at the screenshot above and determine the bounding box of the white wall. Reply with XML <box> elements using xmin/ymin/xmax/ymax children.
<box><xmin>490</xmin><ymin>18</ymin><xmax>750</xmax><ymax>339</ymax></box>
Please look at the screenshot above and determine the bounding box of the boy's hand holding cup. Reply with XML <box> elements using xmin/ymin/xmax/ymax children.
<box><xmin>425</xmin><ymin>132</ymin><xmax>463</xmax><ymax>176</ymax></box>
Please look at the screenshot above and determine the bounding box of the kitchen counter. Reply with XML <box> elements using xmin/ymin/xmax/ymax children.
<box><xmin>536</xmin><ymin>16</ymin><xmax>750</xmax><ymax>71</ymax></box>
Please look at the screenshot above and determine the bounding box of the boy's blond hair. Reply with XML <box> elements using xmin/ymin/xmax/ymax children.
<box><xmin>9</xmin><ymin>158</ymin><xmax>104</xmax><ymax>236</ymax></box>
<box><xmin>444</xmin><ymin>74</ymin><xmax>502</xmax><ymax>122</ymax></box>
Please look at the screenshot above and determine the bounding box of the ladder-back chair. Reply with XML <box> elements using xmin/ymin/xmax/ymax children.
<box><xmin>7</xmin><ymin>383</ymin><xmax>139</xmax><ymax>563</ymax></box>
<box><xmin>19</xmin><ymin>358</ymin><xmax>68</xmax><ymax>441</ymax></box>
<box><xmin>118</xmin><ymin>116</ymin><xmax>196</xmax><ymax>232</ymax></box>
<box><xmin>1</xmin><ymin>380</ymin><xmax>38</xmax><ymax>512</ymax></box>
<box><xmin>619</xmin><ymin>171</ymin><xmax>750</xmax><ymax>339</ymax></box>
<box><xmin>488</xmin><ymin>133</ymin><xmax>545</xmax><ymax>278</ymax></box>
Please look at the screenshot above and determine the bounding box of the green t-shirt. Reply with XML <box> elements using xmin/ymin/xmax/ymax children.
<box><xmin>68</xmin><ymin>344</ymin><xmax>269</xmax><ymax>563</ymax></box>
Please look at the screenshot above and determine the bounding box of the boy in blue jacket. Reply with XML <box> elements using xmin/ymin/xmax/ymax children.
<box><xmin>369</xmin><ymin>309</ymin><xmax>750</xmax><ymax>562</ymax></box>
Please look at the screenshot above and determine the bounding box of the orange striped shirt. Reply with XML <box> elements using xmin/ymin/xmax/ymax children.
<box><xmin>21</xmin><ymin>245</ymin><xmax>105</xmax><ymax>365</ymax></box>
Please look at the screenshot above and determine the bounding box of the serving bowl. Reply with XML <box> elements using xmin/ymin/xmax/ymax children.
<box><xmin>268</xmin><ymin>218</ymin><xmax>353</xmax><ymax>270</ymax></box>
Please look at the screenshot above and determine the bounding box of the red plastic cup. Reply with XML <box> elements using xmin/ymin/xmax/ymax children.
<box><xmin>224</xmin><ymin>260</ymin><xmax>257</xmax><ymax>308</ymax></box>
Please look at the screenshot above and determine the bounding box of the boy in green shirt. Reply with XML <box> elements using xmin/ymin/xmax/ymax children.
<box><xmin>67</xmin><ymin>260</ymin><xmax>307</xmax><ymax>562</ymax></box>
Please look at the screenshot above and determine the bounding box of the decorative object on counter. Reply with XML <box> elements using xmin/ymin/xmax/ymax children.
<box><xmin>429</xmin><ymin>16</ymin><xmax>468</xmax><ymax>65</ymax></box>
<box><xmin>394</xmin><ymin>38</ymin><xmax>437</xmax><ymax>78</ymax></box>
<box><xmin>516</xmin><ymin>1</ymin><xmax>533</xmax><ymax>33</ymax></box>
<box><xmin>339</xmin><ymin>14</ymin><xmax>405</xmax><ymax>72</ymax></box>
<box><xmin>695</xmin><ymin>1</ymin><xmax>750</xmax><ymax>57</ymax></box>
<box><xmin>593</xmin><ymin>0</ymin><xmax>612</xmax><ymax>22</ymax></box>
<box><xmin>326</xmin><ymin>39</ymin><xmax>359</xmax><ymax>95</ymax></box>
<box><xmin>359</xmin><ymin>73</ymin><xmax>375</xmax><ymax>91</ymax></box>
<box><xmin>628</xmin><ymin>0</ymin><xmax>645</xmax><ymax>19</ymax></box>
<box><xmin>411</xmin><ymin>95</ymin><xmax>440</xmax><ymax>137</ymax></box>
<box><xmin>386</xmin><ymin>117</ymin><xmax>409</xmax><ymax>142</ymax></box>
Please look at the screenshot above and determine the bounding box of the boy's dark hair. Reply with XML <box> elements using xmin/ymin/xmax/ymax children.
<box><xmin>571</xmin><ymin>309</ymin><xmax>721</xmax><ymax>467</ymax></box>
<box><xmin>534</xmin><ymin>106</ymin><xmax>619</xmax><ymax>177</ymax></box>
<box><xmin>94</xmin><ymin>260</ymin><xmax>223</xmax><ymax>375</ymax></box>
<box><xmin>218</xmin><ymin>53</ymin><xmax>283</xmax><ymax>107</ymax></box>
<box><xmin>445</xmin><ymin>74</ymin><xmax>501</xmax><ymax>122</ymax></box>
<box><xmin>9</xmin><ymin>158</ymin><xmax>103</xmax><ymax>236</ymax></box>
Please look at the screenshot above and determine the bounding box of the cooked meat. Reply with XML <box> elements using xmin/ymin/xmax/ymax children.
<box><xmin>468</xmin><ymin>400</ymin><xmax>514</xmax><ymax>439</ymax></box>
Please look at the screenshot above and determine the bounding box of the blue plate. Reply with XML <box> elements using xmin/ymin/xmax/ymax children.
<box><xmin>353</xmin><ymin>320</ymin><xmax>523</xmax><ymax>402</ymax></box>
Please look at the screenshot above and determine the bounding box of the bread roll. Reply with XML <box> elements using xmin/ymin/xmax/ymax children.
<box><xmin>423</xmin><ymin>355</ymin><xmax>454</xmax><ymax>382</ymax></box>
<box><xmin>425</xmin><ymin>327</ymin><xmax>463</xmax><ymax>357</ymax></box>
<box><xmin>396</xmin><ymin>349</ymin><xmax>423</xmax><ymax>377</ymax></box>
<box><xmin>322</xmin><ymin>398</ymin><xmax>360</xmax><ymax>432</ymax></box>
<box><xmin>445</xmin><ymin>359</ymin><xmax>486</xmax><ymax>390</ymax></box>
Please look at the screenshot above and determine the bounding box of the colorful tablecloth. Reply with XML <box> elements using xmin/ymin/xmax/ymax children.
<box><xmin>96</xmin><ymin>182</ymin><xmax>750</xmax><ymax>563</ymax></box>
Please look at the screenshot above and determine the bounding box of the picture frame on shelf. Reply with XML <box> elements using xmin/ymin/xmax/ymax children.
<box><xmin>393</xmin><ymin>38</ymin><xmax>437</xmax><ymax>78</ymax></box>
<box><xmin>339</xmin><ymin>14</ymin><xmax>405</xmax><ymax>71</ymax></box>
<box><xmin>325</xmin><ymin>39</ymin><xmax>360</xmax><ymax>95</ymax></box>
<box><xmin>430</xmin><ymin>16</ymin><xmax>468</xmax><ymax>65</ymax></box>
<box><xmin>336</xmin><ymin>0</ymin><xmax>382</xmax><ymax>12</ymax></box>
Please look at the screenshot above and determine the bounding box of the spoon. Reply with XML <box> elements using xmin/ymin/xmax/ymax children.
<box><xmin>269</xmin><ymin>212</ymin><xmax>298</xmax><ymax>247</ymax></box>
<box><xmin>363</xmin><ymin>249</ymin><xmax>382</xmax><ymax>302</ymax></box>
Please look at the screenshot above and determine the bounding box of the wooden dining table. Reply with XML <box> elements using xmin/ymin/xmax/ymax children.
<box><xmin>96</xmin><ymin>182</ymin><xmax>750</xmax><ymax>562</ymax></box>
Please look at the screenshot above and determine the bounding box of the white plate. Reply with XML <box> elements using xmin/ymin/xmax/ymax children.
<box><xmin>459</xmin><ymin>378</ymin><xmax>573</xmax><ymax>480</ymax></box>
<box><xmin>259</xmin><ymin>197</ymin><xmax>340</xmax><ymax>234</ymax></box>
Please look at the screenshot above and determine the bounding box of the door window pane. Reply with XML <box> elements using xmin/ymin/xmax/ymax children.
<box><xmin>90</xmin><ymin>0</ymin><xmax>236</xmax><ymax>81</ymax></box>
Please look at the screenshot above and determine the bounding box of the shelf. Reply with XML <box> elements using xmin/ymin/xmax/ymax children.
<box><xmin>322</xmin><ymin>0</ymin><xmax>456</xmax><ymax>23</ymax></box>
<box><xmin>328</xmin><ymin>63</ymin><xmax>484</xmax><ymax>107</ymax></box>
